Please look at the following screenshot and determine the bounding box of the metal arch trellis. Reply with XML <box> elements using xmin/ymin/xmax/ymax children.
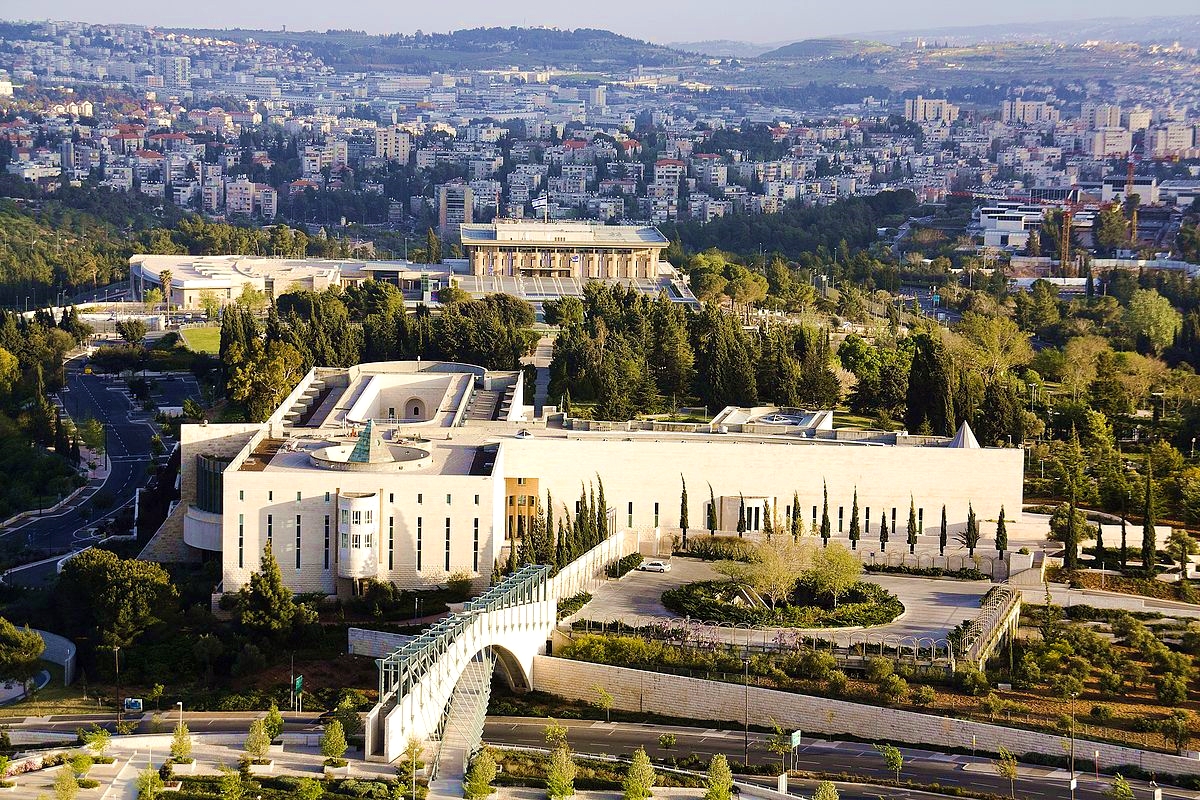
<box><xmin>376</xmin><ymin>564</ymin><xmax>553</xmax><ymax>704</ymax></box>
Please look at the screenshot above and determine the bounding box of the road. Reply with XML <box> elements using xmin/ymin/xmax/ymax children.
<box><xmin>483</xmin><ymin>717</ymin><xmax>1197</xmax><ymax>800</ymax></box>
<box><xmin>0</xmin><ymin>362</ymin><xmax>158</xmax><ymax>586</ymax></box>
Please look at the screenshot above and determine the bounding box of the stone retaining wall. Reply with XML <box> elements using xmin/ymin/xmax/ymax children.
<box><xmin>531</xmin><ymin>656</ymin><xmax>1200</xmax><ymax>776</ymax></box>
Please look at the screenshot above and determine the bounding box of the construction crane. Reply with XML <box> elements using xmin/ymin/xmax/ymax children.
<box><xmin>1125</xmin><ymin>147</ymin><xmax>1139</xmax><ymax>247</ymax></box>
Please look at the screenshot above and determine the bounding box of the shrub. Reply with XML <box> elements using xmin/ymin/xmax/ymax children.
<box><xmin>956</xmin><ymin>666</ymin><xmax>990</xmax><ymax>697</ymax></box>
<box><xmin>606</xmin><ymin>554</ymin><xmax>644</xmax><ymax>579</ymax></box>
<box><xmin>1157</xmin><ymin>674</ymin><xmax>1189</xmax><ymax>706</ymax></box>
<box><xmin>321</xmin><ymin>719</ymin><xmax>349</xmax><ymax>762</ymax></box>
<box><xmin>447</xmin><ymin>571</ymin><xmax>475</xmax><ymax>602</ymax></box>
<box><xmin>877</xmin><ymin>673</ymin><xmax>908</xmax><ymax>703</ymax></box>
<box><xmin>827</xmin><ymin>670</ymin><xmax>848</xmax><ymax>696</ymax></box>
<box><xmin>1091</xmin><ymin>704</ymin><xmax>1115</xmax><ymax>723</ymax></box>
<box><xmin>866</xmin><ymin>657</ymin><xmax>893</xmax><ymax>683</ymax></box>
<box><xmin>910</xmin><ymin>685</ymin><xmax>937</xmax><ymax>706</ymax></box>
<box><xmin>1050</xmin><ymin>674</ymin><xmax>1085</xmax><ymax>700</ymax></box>
<box><xmin>782</xmin><ymin>649</ymin><xmax>837</xmax><ymax>681</ymax></box>
<box><xmin>685</xmin><ymin>537</ymin><xmax>756</xmax><ymax>562</ymax></box>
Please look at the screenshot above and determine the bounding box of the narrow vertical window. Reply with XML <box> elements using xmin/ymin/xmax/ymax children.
<box><xmin>918</xmin><ymin>508</ymin><xmax>924</xmax><ymax>532</ymax></box>
<box><xmin>473</xmin><ymin>518</ymin><xmax>480</xmax><ymax>572</ymax></box>
<box><xmin>388</xmin><ymin>516</ymin><xmax>394</xmax><ymax>570</ymax></box>
<box><xmin>416</xmin><ymin>517</ymin><xmax>423</xmax><ymax>571</ymax></box>
<box><xmin>295</xmin><ymin>515</ymin><xmax>301</xmax><ymax>569</ymax></box>
<box><xmin>627</xmin><ymin>501</ymin><xmax>633</xmax><ymax>528</ymax></box>
<box><xmin>324</xmin><ymin>515</ymin><xmax>330</xmax><ymax>570</ymax></box>
<box><xmin>891</xmin><ymin>508</ymin><xmax>897</xmax><ymax>531</ymax></box>
<box><xmin>654</xmin><ymin>502</ymin><xmax>660</xmax><ymax>527</ymax></box>
<box><xmin>238</xmin><ymin>513</ymin><xmax>244</xmax><ymax>568</ymax></box>
<box><xmin>838</xmin><ymin>506</ymin><xmax>844</xmax><ymax>533</ymax></box>
<box><xmin>445</xmin><ymin>518</ymin><xmax>451</xmax><ymax>571</ymax></box>
<box><xmin>266</xmin><ymin>514</ymin><xmax>272</xmax><ymax>542</ymax></box>
<box><xmin>865</xmin><ymin>508</ymin><xmax>871</xmax><ymax>534</ymax></box>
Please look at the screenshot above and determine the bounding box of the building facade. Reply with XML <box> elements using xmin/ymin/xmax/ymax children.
<box><xmin>461</xmin><ymin>219</ymin><xmax>669</xmax><ymax>279</ymax></box>
<box><xmin>149</xmin><ymin>361</ymin><xmax>1025</xmax><ymax>598</ymax></box>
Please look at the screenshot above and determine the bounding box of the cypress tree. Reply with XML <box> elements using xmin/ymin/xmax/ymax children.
<box><xmin>907</xmin><ymin>496</ymin><xmax>918</xmax><ymax>554</ymax></box>
<box><xmin>1063</xmin><ymin>496</ymin><xmax>1079</xmax><ymax>571</ymax></box>
<box><xmin>848</xmin><ymin>489</ymin><xmax>860</xmax><ymax>550</ymax></box>
<box><xmin>820</xmin><ymin>481</ymin><xmax>831</xmax><ymax>546</ymax></box>
<box><xmin>763</xmin><ymin>499</ymin><xmax>774</xmax><ymax>539</ymax></box>
<box><xmin>939</xmin><ymin>505</ymin><xmax>948</xmax><ymax>556</ymax></box>
<box><xmin>1120</xmin><ymin>516</ymin><xmax>1128</xmax><ymax>568</ymax></box>
<box><xmin>879</xmin><ymin>514</ymin><xmax>889</xmax><ymax>551</ymax></box>
<box><xmin>736</xmin><ymin>495</ymin><xmax>746</xmax><ymax>537</ymax></box>
<box><xmin>1141</xmin><ymin>464</ymin><xmax>1156</xmax><ymax>577</ymax></box>
<box><xmin>966</xmin><ymin>503</ymin><xmax>980</xmax><ymax>558</ymax></box>
<box><xmin>707</xmin><ymin>483</ymin><xmax>717</xmax><ymax>535</ymax></box>
<box><xmin>679</xmin><ymin>476</ymin><xmax>689</xmax><ymax>542</ymax></box>
<box><xmin>1094</xmin><ymin>521</ymin><xmax>1104</xmax><ymax>564</ymax></box>
<box><xmin>596</xmin><ymin>477</ymin><xmax>607</xmax><ymax>541</ymax></box>
<box><xmin>791</xmin><ymin>490</ymin><xmax>802</xmax><ymax>540</ymax></box>
<box><xmin>996</xmin><ymin>507</ymin><xmax>1008</xmax><ymax>555</ymax></box>
<box><xmin>545</xmin><ymin>491</ymin><xmax>555</xmax><ymax>565</ymax></box>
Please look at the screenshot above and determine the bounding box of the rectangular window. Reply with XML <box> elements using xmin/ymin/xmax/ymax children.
<box><xmin>474</xmin><ymin>494</ymin><xmax>480</xmax><ymax>505</ymax></box>
<box><xmin>446</xmin><ymin>494</ymin><xmax>452</xmax><ymax>505</ymax></box>
<box><xmin>340</xmin><ymin>509</ymin><xmax>349</xmax><ymax>525</ymax></box>
<box><xmin>918</xmin><ymin>508</ymin><xmax>924</xmax><ymax>532</ymax></box>
<box><xmin>340</xmin><ymin>528</ymin><xmax>348</xmax><ymax>548</ymax></box>
<box><xmin>325</xmin><ymin>492</ymin><xmax>330</xmax><ymax>502</ymax></box>
<box><xmin>238</xmin><ymin>513</ymin><xmax>244</xmax><ymax>569</ymax></box>
<box><xmin>812</xmin><ymin>506</ymin><xmax>818</xmax><ymax>530</ymax></box>
<box><xmin>352</xmin><ymin>510</ymin><xmax>362</xmax><ymax>525</ymax></box>
<box><xmin>654</xmin><ymin>502</ymin><xmax>660</xmax><ymax>527</ymax></box>
<box><xmin>295</xmin><ymin>515</ymin><xmax>301</xmax><ymax>569</ymax></box>
<box><xmin>752</xmin><ymin>506</ymin><xmax>760</xmax><ymax>531</ymax></box>
<box><xmin>266</xmin><ymin>514</ymin><xmax>273</xmax><ymax>542</ymax></box>
<box><xmin>417</xmin><ymin>493</ymin><xmax>423</xmax><ymax>504</ymax></box>
<box><xmin>628</xmin><ymin>501</ymin><xmax>633</xmax><ymax>528</ymax></box>
<box><xmin>324</xmin><ymin>515</ymin><xmax>330</xmax><ymax>570</ymax></box>
<box><xmin>517</xmin><ymin>477</ymin><xmax>526</xmax><ymax>485</ymax></box>
<box><xmin>239</xmin><ymin>490</ymin><xmax>244</xmax><ymax>501</ymax></box>
<box><xmin>891</xmin><ymin>508</ymin><xmax>897</xmax><ymax>532</ymax></box>
<box><xmin>865</xmin><ymin>508</ymin><xmax>871</xmax><ymax>534</ymax></box>
<box><xmin>473</xmin><ymin>519</ymin><xmax>480</xmax><ymax>572</ymax></box>
<box><xmin>388</xmin><ymin>516</ymin><xmax>394</xmax><ymax>570</ymax></box>
<box><xmin>445</xmin><ymin>518</ymin><xmax>452</xmax><ymax>571</ymax></box>
<box><xmin>364</xmin><ymin>530</ymin><xmax>373</xmax><ymax>549</ymax></box>
<box><xmin>352</xmin><ymin>530</ymin><xmax>361</xmax><ymax>548</ymax></box>
<box><xmin>365</xmin><ymin>510</ymin><xmax>373</xmax><ymax>525</ymax></box>
<box><xmin>296</xmin><ymin>491</ymin><xmax>301</xmax><ymax>502</ymax></box>
<box><xmin>389</xmin><ymin>493</ymin><xmax>394</xmax><ymax>503</ymax></box>
<box><xmin>416</xmin><ymin>518</ymin><xmax>423</xmax><ymax>571</ymax></box>
<box><xmin>268</xmin><ymin>491</ymin><xmax>273</xmax><ymax>502</ymax></box>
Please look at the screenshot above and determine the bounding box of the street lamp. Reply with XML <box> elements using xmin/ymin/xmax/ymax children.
<box><xmin>1069</xmin><ymin>692</ymin><xmax>1078</xmax><ymax>800</ymax></box>
<box><xmin>177</xmin><ymin>700</ymin><xmax>184</xmax><ymax>733</ymax></box>
<box><xmin>114</xmin><ymin>646</ymin><xmax>123</xmax><ymax>727</ymax></box>
<box><xmin>743</xmin><ymin>657</ymin><xmax>750</xmax><ymax>765</ymax></box>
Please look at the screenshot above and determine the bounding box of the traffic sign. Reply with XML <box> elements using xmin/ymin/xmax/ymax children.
<box><xmin>790</xmin><ymin>730</ymin><xmax>802</xmax><ymax>748</ymax></box>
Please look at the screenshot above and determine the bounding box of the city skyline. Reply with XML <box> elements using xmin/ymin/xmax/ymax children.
<box><xmin>10</xmin><ymin>1</ymin><xmax>1200</xmax><ymax>44</ymax></box>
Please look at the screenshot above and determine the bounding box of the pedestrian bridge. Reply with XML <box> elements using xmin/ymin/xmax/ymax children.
<box><xmin>363</xmin><ymin>533</ymin><xmax>632</xmax><ymax>765</ymax></box>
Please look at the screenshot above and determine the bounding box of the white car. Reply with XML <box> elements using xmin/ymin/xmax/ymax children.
<box><xmin>638</xmin><ymin>559</ymin><xmax>671</xmax><ymax>573</ymax></box>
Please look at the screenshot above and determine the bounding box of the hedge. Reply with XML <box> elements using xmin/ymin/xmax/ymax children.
<box><xmin>660</xmin><ymin>580</ymin><xmax>903</xmax><ymax>628</ymax></box>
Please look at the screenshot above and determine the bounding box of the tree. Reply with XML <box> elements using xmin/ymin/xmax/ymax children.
<box><xmin>465</xmin><ymin>747</ymin><xmax>498</xmax><ymax>800</ymax></box>
<box><xmin>1125</xmin><ymin>288</ymin><xmax>1182</xmax><ymax>354</ymax></box>
<box><xmin>791</xmin><ymin>490</ymin><xmax>803</xmax><ymax>540</ymax></box>
<box><xmin>237</xmin><ymin>541</ymin><xmax>296</xmax><ymax>641</ymax></box>
<box><xmin>820</xmin><ymin>481</ymin><xmax>831</xmax><ymax>546</ymax></box>
<box><xmin>809</xmin><ymin>542</ymin><xmax>861</xmax><ymax>607</ymax></box>
<box><xmin>707</xmin><ymin>484</ymin><xmax>718</xmax><ymax>535</ymax></box>
<box><xmin>812</xmin><ymin>782</ymin><xmax>839</xmax><ymax>800</ymax></box>
<box><xmin>907</xmin><ymin>497</ymin><xmax>918</xmax><ymax>554</ymax></box>
<box><xmin>171</xmin><ymin>720</ymin><xmax>192</xmax><ymax>762</ymax></box>
<box><xmin>737</xmin><ymin>495</ymin><xmax>747</xmax><ymax>536</ymax></box>
<box><xmin>320</xmin><ymin>719</ymin><xmax>348</xmax><ymax>762</ymax></box>
<box><xmin>592</xmin><ymin>685</ymin><xmax>614</xmax><ymax>723</ymax></box>
<box><xmin>875</xmin><ymin>743</ymin><xmax>903</xmax><ymax>781</ymax></box>
<box><xmin>295</xmin><ymin>778</ymin><xmax>325</xmax><ymax>800</ymax></box>
<box><xmin>0</xmin><ymin>617</ymin><xmax>44</xmax><ymax>692</ymax></box>
<box><xmin>939</xmin><ymin>505</ymin><xmax>947</xmax><ymax>556</ymax></box>
<box><xmin>160</xmin><ymin>269</ymin><xmax>173</xmax><ymax>322</ymax></box>
<box><xmin>244</xmin><ymin>718</ymin><xmax>271</xmax><ymax>761</ymax></box>
<box><xmin>115</xmin><ymin>318</ymin><xmax>148</xmax><ymax>346</ymax></box>
<box><xmin>704</xmin><ymin>754</ymin><xmax>733</xmax><ymax>800</ymax></box>
<box><xmin>879</xmin><ymin>513</ymin><xmax>889</xmax><ymax>551</ymax></box>
<box><xmin>81</xmin><ymin>726</ymin><xmax>111</xmax><ymax>759</ymax></box>
<box><xmin>679</xmin><ymin>476</ymin><xmax>689</xmax><ymax>540</ymax></box>
<box><xmin>426</xmin><ymin>228</ymin><xmax>443</xmax><ymax>264</ymax></box>
<box><xmin>658</xmin><ymin>733</ymin><xmax>676</xmax><ymax>753</ymax></box>
<box><xmin>848</xmin><ymin>490</ymin><xmax>861</xmax><ymax>550</ymax></box>
<box><xmin>198</xmin><ymin>290</ymin><xmax>221</xmax><ymax>320</ymax></box>
<box><xmin>623</xmin><ymin>746</ymin><xmax>656</xmax><ymax>800</ymax></box>
<box><xmin>750</xmin><ymin>537</ymin><xmax>813</xmax><ymax>608</ymax></box>
<box><xmin>1162</xmin><ymin>709</ymin><xmax>1193</xmax><ymax>754</ymax></box>
<box><xmin>995</xmin><ymin>746</ymin><xmax>1017</xmax><ymax>798</ymax></box>
<box><xmin>996</xmin><ymin>507</ymin><xmax>1008</xmax><ymax>555</ymax></box>
<box><xmin>219</xmin><ymin>765</ymin><xmax>245</xmax><ymax>800</ymax></box>
<box><xmin>56</xmin><ymin>549</ymin><xmax>177</xmax><ymax>649</ymax></box>
<box><xmin>544</xmin><ymin>719</ymin><xmax>568</xmax><ymax>750</ymax></box>
<box><xmin>956</xmin><ymin>504</ymin><xmax>980</xmax><ymax>557</ymax></box>
<box><xmin>264</xmin><ymin>704</ymin><xmax>284</xmax><ymax>741</ymax></box>
<box><xmin>1105</xmin><ymin>774</ymin><xmax>1135</xmax><ymax>800</ymax></box>
<box><xmin>957</xmin><ymin>312</ymin><xmax>1034</xmax><ymax>382</ymax></box>
<box><xmin>546</xmin><ymin>742</ymin><xmax>577</xmax><ymax>800</ymax></box>
<box><xmin>1141</xmin><ymin>464</ymin><xmax>1156</xmax><ymax>577</ymax></box>
<box><xmin>54</xmin><ymin>764</ymin><xmax>79</xmax><ymax>800</ymax></box>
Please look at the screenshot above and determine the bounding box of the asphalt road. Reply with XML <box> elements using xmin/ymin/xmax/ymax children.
<box><xmin>1</xmin><ymin>363</ymin><xmax>158</xmax><ymax>586</ymax></box>
<box><xmin>482</xmin><ymin>717</ymin><xmax>1198</xmax><ymax>800</ymax></box>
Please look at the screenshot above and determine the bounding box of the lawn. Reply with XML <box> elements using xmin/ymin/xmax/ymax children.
<box><xmin>180</xmin><ymin>327</ymin><xmax>220</xmax><ymax>354</ymax></box>
<box><xmin>0</xmin><ymin>665</ymin><xmax>106</xmax><ymax>718</ymax></box>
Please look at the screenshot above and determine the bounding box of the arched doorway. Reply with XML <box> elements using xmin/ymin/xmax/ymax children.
<box><xmin>405</xmin><ymin>398</ymin><xmax>427</xmax><ymax>420</ymax></box>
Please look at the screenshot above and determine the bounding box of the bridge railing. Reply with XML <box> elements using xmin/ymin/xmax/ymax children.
<box><xmin>958</xmin><ymin>585</ymin><xmax>1021</xmax><ymax>667</ymax></box>
<box><xmin>375</xmin><ymin>563</ymin><xmax>553</xmax><ymax>705</ymax></box>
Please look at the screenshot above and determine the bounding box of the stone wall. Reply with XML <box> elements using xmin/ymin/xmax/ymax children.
<box><xmin>531</xmin><ymin>656</ymin><xmax>1200</xmax><ymax>776</ymax></box>
<box><xmin>348</xmin><ymin>627</ymin><xmax>414</xmax><ymax>659</ymax></box>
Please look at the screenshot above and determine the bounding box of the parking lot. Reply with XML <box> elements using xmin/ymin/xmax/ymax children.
<box><xmin>580</xmin><ymin>554</ymin><xmax>989</xmax><ymax>643</ymax></box>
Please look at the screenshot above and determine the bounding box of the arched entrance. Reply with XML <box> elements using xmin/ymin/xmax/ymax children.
<box><xmin>405</xmin><ymin>398</ymin><xmax>427</xmax><ymax>420</ymax></box>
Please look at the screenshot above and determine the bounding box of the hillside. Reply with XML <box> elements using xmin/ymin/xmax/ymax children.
<box><xmin>166</xmin><ymin>26</ymin><xmax>687</xmax><ymax>71</ymax></box>
<box><xmin>758</xmin><ymin>38</ymin><xmax>895</xmax><ymax>60</ymax></box>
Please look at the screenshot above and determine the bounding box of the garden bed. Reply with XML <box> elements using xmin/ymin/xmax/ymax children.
<box><xmin>661</xmin><ymin>580</ymin><xmax>902</xmax><ymax>628</ymax></box>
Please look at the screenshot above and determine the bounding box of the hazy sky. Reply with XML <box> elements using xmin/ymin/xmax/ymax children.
<box><xmin>18</xmin><ymin>0</ymin><xmax>1200</xmax><ymax>43</ymax></box>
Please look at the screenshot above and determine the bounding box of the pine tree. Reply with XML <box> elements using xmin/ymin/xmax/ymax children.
<box><xmin>425</xmin><ymin>228</ymin><xmax>442</xmax><ymax>264</ymax></box>
<box><xmin>879</xmin><ymin>514</ymin><xmax>889</xmax><ymax>551</ymax></box>
<box><xmin>707</xmin><ymin>484</ymin><xmax>717</xmax><ymax>535</ymax></box>
<box><xmin>1064</xmin><ymin>497</ymin><xmax>1079</xmax><ymax>571</ymax></box>
<box><xmin>848</xmin><ymin>490</ymin><xmax>860</xmax><ymax>550</ymax></box>
<box><xmin>1141</xmin><ymin>463</ymin><xmax>1156</xmax><ymax>577</ymax></box>
<box><xmin>237</xmin><ymin>541</ymin><xmax>296</xmax><ymax>642</ymax></box>
<box><xmin>939</xmin><ymin>505</ymin><xmax>948</xmax><ymax>556</ymax></box>
<box><xmin>679</xmin><ymin>476</ymin><xmax>689</xmax><ymax>542</ymax></box>
<box><xmin>907</xmin><ymin>496</ymin><xmax>918</xmax><ymax>554</ymax></box>
<box><xmin>996</xmin><ymin>507</ymin><xmax>1008</xmax><ymax>555</ymax></box>
<box><xmin>791</xmin><ymin>490</ymin><xmax>802</xmax><ymax>540</ymax></box>
<box><xmin>820</xmin><ymin>481</ymin><xmax>831</xmax><ymax>546</ymax></box>
<box><xmin>623</xmin><ymin>746</ymin><xmax>656</xmax><ymax>800</ymax></box>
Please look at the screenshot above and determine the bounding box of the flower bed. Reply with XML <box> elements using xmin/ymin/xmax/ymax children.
<box><xmin>661</xmin><ymin>580</ymin><xmax>902</xmax><ymax>628</ymax></box>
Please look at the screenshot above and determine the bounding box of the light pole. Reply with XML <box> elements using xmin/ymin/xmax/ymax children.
<box><xmin>114</xmin><ymin>646</ymin><xmax>123</xmax><ymax>727</ymax></box>
<box><xmin>743</xmin><ymin>657</ymin><xmax>750</xmax><ymax>765</ymax></box>
<box><xmin>1069</xmin><ymin>692</ymin><xmax>1078</xmax><ymax>800</ymax></box>
<box><xmin>177</xmin><ymin>700</ymin><xmax>183</xmax><ymax>732</ymax></box>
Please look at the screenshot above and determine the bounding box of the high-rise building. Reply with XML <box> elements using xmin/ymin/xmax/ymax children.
<box><xmin>436</xmin><ymin>181</ymin><xmax>474</xmax><ymax>238</ymax></box>
<box><xmin>1000</xmin><ymin>100</ymin><xmax>1059</xmax><ymax>125</ymax></box>
<box><xmin>375</xmin><ymin>126</ymin><xmax>412</xmax><ymax>164</ymax></box>
<box><xmin>904</xmin><ymin>96</ymin><xmax>959</xmax><ymax>123</ymax></box>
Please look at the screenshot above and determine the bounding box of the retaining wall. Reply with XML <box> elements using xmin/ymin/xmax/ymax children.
<box><xmin>531</xmin><ymin>656</ymin><xmax>1200</xmax><ymax>776</ymax></box>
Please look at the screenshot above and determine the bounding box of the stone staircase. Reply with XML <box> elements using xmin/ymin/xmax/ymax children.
<box><xmin>283</xmin><ymin>377</ymin><xmax>327</xmax><ymax>427</ymax></box>
<box><xmin>465</xmin><ymin>389</ymin><xmax>500</xmax><ymax>421</ymax></box>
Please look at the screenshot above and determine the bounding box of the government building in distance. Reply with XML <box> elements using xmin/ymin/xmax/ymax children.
<box><xmin>145</xmin><ymin>361</ymin><xmax>1025</xmax><ymax>597</ymax></box>
<box><xmin>460</xmin><ymin>219</ymin><xmax>670</xmax><ymax>280</ymax></box>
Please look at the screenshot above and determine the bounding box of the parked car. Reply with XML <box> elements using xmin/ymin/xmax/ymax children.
<box><xmin>638</xmin><ymin>559</ymin><xmax>671</xmax><ymax>573</ymax></box>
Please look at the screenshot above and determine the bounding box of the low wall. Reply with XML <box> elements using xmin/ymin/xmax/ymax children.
<box><xmin>547</xmin><ymin>530</ymin><xmax>638</xmax><ymax>600</ymax></box>
<box><xmin>33</xmin><ymin>629</ymin><xmax>77</xmax><ymax>686</ymax></box>
<box><xmin>347</xmin><ymin>627</ymin><xmax>414</xmax><ymax>658</ymax></box>
<box><xmin>531</xmin><ymin>656</ymin><xmax>1200</xmax><ymax>776</ymax></box>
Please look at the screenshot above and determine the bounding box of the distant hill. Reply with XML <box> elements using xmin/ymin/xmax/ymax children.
<box><xmin>166</xmin><ymin>26</ymin><xmax>687</xmax><ymax>71</ymax></box>
<box><xmin>845</xmin><ymin>15</ymin><xmax>1200</xmax><ymax>47</ymax></box>
<box><xmin>758</xmin><ymin>38</ymin><xmax>893</xmax><ymax>60</ymax></box>
<box><xmin>666</xmin><ymin>40</ymin><xmax>788</xmax><ymax>58</ymax></box>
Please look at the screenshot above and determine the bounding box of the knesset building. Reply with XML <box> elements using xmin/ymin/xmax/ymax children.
<box><xmin>148</xmin><ymin>360</ymin><xmax>1024</xmax><ymax>596</ymax></box>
